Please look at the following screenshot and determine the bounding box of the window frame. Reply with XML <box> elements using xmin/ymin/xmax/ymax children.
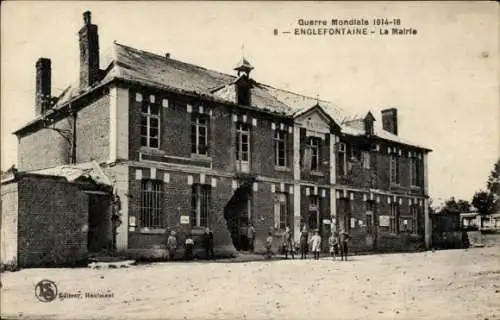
<box><xmin>410</xmin><ymin>157</ymin><xmax>420</xmax><ymax>187</ymax></box>
<box><xmin>362</xmin><ymin>151</ymin><xmax>371</xmax><ymax>169</ymax></box>
<box><xmin>191</xmin><ymin>114</ymin><xmax>209</xmax><ymax>155</ymax></box>
<box><xmin>236</xmin><ymin>122</ymin><xmax>251</xmax><ymax>172</ymax></box>
<box><xmin>274</xmin><ymin>192</ymin><xmax>289</xmax><ymax>232</ymax></box>
<box><xmin>274</xmin><ymin>130</ymin><xmax>288</xmax><ymax>168</ymax></box>
<box><xmin>389</xmin><ymin>203</ymin><xmax>399</xmax><ymax>234</ymax></box>
<box><xmin>140</xmin><ymin>101</ymin><xmax>161</xmax><ymax>149</ymax></box>
<box><xmin>338</xmin><ymin>142</ymin><xmax>347</xmax><ymax>176</ymax></box>
<box><xmin>308</xmin><ymin>137</ymin><xmax>321</xmax><ymax>171</ymax></box>
<box><xmin>390</xmin><ymin>154</ymin><xmax>400</xmax><ymax>184</ymax></box>
<box><xmin>410</xmin><ymin>204</ymin><xmax>418</xmax><ymax>234</ymax></box>
<box><xmin>191</xmin><ymin>184</ymin><xmax>211</xmax><ymax>228</ymax></box>
<box><xmin>139</xmin><ymin>179</ymin><xmax>163</xmax><ymax>229</ymax></box>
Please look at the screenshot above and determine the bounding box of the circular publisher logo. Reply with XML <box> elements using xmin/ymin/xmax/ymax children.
<box><xmin>35</xmin><ymin>279</ymin><xmax>58</xmax><ymax>302</ymax></box>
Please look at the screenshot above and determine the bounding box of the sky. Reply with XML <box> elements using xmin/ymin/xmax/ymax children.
<box><xmin>1</xmin><ymin>1</ymin><xmax>499</xmax><ymax>206</ymax></box>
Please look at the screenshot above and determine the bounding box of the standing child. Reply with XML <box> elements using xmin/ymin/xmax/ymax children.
<box><xmin>265</xmin><ymin>232</ymin><xmax>273</xmax><ymax>259</ymax></box>
<box><xmin>328</xmin><ymin>232</ymin><xmax>339</xmax><ymax>261</ymax></box>
<box><xmin>166</xmin><ymin>231</ymin><xmax>177</xmax><ymax>261</ymax></box>
<box><xmin>310</xmin><ymin>230</ymin><xmax>322</xmax><ymax>260</ymax></box>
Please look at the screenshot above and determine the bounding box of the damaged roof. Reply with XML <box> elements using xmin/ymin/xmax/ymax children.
<box><xmin>26</xmin><ymin>161</ymin><xmax>112</xmax><ymax>186</ymax></box>
<box><xmin>17</xmin><ymin>41</ymin><xmax>430</xmax><ymax>150</ymax></box>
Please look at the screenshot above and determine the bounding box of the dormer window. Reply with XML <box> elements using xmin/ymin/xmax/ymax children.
<box><xmin>237</xmin><ymin>84</ymin><xmax>251</xmax><ymax>106</ymax></box>
<box><xmin>234</xmin><ymin>57</ymin><xmax>254</xmax><ymax>106</ymax></box>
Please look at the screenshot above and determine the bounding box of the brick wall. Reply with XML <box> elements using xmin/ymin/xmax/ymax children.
<box><xmin>18</xmin><ymin>119</ymin><xmax>72</xmax><ymax>171</ymax></box>
<box><xmin>126</xmin><ymin>167</ymin><xmax>237</xmax><ymax>258</ymax></box>
<box><xmin>1</xmin><ymin>182</ymin><xmax>18</xmax><ymax>265</ymax></box>
<box><xmin>76</xmin><ymin>94</ymin><xmax>110</xmax><ymax>163</ymax></box>
<box><xmin>17</xmin><ymin>176</ymin><xmax>89</xmax><ymax>267</ymax></box>
<box><xmin>17</xmin><ymin>93</ymin><xmax>110</xmax><ymax>171</ymax></box>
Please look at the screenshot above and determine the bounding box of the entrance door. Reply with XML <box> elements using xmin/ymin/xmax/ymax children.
<box><xmin>366</xmin><ymin>200</ymin><xmax>378</xmax><ymax>250</ymax></box>
<box><xmin>88</xmin><ymin>194</ymin><xmax>112</xmax><ymax>254</ymax></box>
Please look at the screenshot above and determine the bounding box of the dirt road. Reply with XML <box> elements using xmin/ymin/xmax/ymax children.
<box><xmin>1</xmin><ymin>247</ymin><xmax>499</xmax><ymax>319</ymax></box>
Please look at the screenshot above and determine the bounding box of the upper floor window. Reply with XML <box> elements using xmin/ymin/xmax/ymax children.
<box><xmin>191</xmin><ymin>115</ymin><xmax>208</xmax><ymax>155</ymax></box>
<box><xmin>350</xmin><ymin>144</ymin><xmax>361</xmax><ymax>161</ymax></box>
<box><xmin>362</xmin><ymin>151</ymin><xmax>371</xmax><ymax>169</ymax></box>
<box><xmin>410</xmin><ymin>157</ymin><xmax>420</xmax><ymax>187</ymax></box>
<box><xmin>274</xmin><ymin>130</ymin><xmax>288</xmax><ymax>167</ymax></box>
<box><xmin>140</xmin><ymin>101</ymin><xmax>160</xmax><ymax>148</ymax></box>
<box><xmin>139</xmin><ymin>180</ymin><xmax>163</xmax><ymax>228</ymax></box>
<box><xmin>308</xmin><ymin>137</ymin><xmax>321</xmax><ymax>171</ymax></box>
<box><xmin>338</xmin><ymin>142</ymin><xmax>347</xmax><ymax>176</ymax></box>
<box><xmin>390</xmin><ymin>154</ymin><xmax>400</xmax><ymax>184</ymax></box>
<box><xmin>191</xmin><ymin>184</ymin><xmax>211</xmax><ymax>227</ymax></box>
<box><xmin>273</xmin><ymin>193</ymin><xmax>289</xmax><ymax>231</ymax></box>
<box><xmin>236</xmin><ymin>123</ymin><xmax>250</xmax><ymax>167</ymax></box>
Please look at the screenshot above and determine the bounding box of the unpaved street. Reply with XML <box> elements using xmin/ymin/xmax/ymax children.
<box><xmin>1</xmin><ymin>247</ymin><xmax>499</xmax><ymax>320</ymax></box>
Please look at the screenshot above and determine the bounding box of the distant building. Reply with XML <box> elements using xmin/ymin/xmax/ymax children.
<box><xmin>4</xmin><ymin>11</ymin><xmax>432</xmax><ymax>265</ymax></box>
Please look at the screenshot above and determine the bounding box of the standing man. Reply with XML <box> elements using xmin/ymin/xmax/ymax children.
<box><xmin>339</xmin><ymin>229</ymin><xmax>350</xmax><ymax>261</ymax></box>
<box><xmin>248</xmin><ymin>224</ymin><xmax>256</xmax><ymax>252</ymax></box>
<box><xmin>203</xmin><ymin>227</ymin><xmax>215</xmax><ymax>259</ymax></box>
<box><xmin>299</xmin><ymin>226</ymin><xmax>309</xmax><ymax>260</ymax></box>
<box><xmin>282</xmin><ymin>226</ymin><xmax>294</xmax><ymax>259</ymax></box>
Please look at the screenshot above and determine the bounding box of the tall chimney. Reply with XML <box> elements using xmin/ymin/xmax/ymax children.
<box><xmin>381</xmin><ymin>108</ymin><xmax>398</xmax><ymax>135</ymax></box>
<box><xmin>79</xmin><ymin>11</ymin><xmax>100</xmax><ymax>90</ymax></box>
<box><xmin>35</xmin><ymin>58</ymin><xmax>52</xmax><ymax>116</ymax></box>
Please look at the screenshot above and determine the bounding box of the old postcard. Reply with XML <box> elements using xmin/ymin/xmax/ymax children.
<box><xmin>1</xmin><ymin>1</ymin><xmax>499</xmax><ymax>319</ymax></box>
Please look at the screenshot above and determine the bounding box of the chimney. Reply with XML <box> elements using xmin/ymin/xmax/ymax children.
<box><xmin>35</xmin><ymin>58</ymin><xmax>52</xmax><ymax>116</ymax></box>
<box><xmin>79</xmin><ymin>11</ymin><xmax>100</xmax><ymax>90</ymax></box>
<box><xmin>381</xmin><ymin>108</ymin><xmax>398</xmax><ymax>135</ymax></box>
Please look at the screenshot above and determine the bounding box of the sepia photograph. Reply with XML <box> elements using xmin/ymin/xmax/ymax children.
<box><xmin>1</xmin><ymin>1</ymin><xmax>499</xmax><ymax>319</ymax></box>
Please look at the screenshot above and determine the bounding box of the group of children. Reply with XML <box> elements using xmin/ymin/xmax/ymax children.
<box><xmin>166</xmin><ymin>228</ymin><xmax>215</xmax><ymax>261</ymax></box>
<box><xmin>265</xmin><ymin>226</ymin><xmax>350</xmax><ymax>261</ymax></box>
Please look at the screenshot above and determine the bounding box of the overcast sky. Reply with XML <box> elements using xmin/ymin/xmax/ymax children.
<box><xmin>1</xmin><ymin>1</ymin><xmax>498</xmax><ymax>206</ymax></box>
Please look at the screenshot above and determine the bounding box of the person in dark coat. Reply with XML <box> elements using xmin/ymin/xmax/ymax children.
<box><xmin>299</xmin><ymin>226</ymin><xmax>309</xmax><ymax>259</ymax></box>
<box><xmin>202</xmin><ymin>228</ymin><xmax>215</xmax><ymax>259</ymax></box>
<box><xmin>282</xmin><ymin>226</ymin><xmax>294</xmax><ymax>259</ymax></box>
<box><xmin>339</xmin><ymin>229</ymin><xmax>350</xmax><ymax>261</ymax></box>
<box><xmin>247</xmin><ymin>224</ymin><xmax>256</xmax><ymax>252</ymax></box>
<box><xmin>184</xmin><ymin>234</ymin><xmax>194</xmax><ymax>261</ymax></box>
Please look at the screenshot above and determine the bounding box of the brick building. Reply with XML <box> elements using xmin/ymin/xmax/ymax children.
<box><xmin>8</xmin><ymin>11</ymin><xmax>432</xmax><ymax>261</ymax></box>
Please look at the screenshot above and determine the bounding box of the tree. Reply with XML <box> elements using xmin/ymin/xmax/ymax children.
<box><xmin>472</xmin><ymin>158</ymin><xmax>500</xmax><ymax>215</ymax></box>
<box><xmin>439</xmin><ymin>197</ymin><xmax>471</xmax><ymax>214</ymax></box>
<box><xmin>486</xmin><ymin>158</ymin><xmax>500</xmax><ymax>199</ymax></box>
<box><xmin>472</xmin><ymin>190</ymin><xmax>496</xmax><ymax>215</ymax></box>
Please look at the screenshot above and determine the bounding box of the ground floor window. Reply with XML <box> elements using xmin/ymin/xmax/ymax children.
<box><xmin>410</xmin><ymin>205</ymin><xmax>418</xmax><ymax>234</ymax></box>
<box><xmin>274</xmin><ymin>193</ymin><xmax>289</xmax><ymax>231</ymax></box>
<box><xmin>139</xmin><ymin>180</ymin><xmax>163</xmax><ymax>228</ymax></box>
<box><xmin>191</xmin><ymin>184</ymin><xmax>211</xmax><ymax>227</ymax></box>
<box><xmin>366</xmin><ymin>200</ymin><xmax>376</xmax><ymax>234</ymax></box>
<box><xmin>390</xmin><ymin>203</ymin><xmax>399</xmax><ymax>234</ymax></box>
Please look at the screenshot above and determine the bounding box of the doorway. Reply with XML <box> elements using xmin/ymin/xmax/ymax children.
<box><xmin>366</xmin><ymin>200</ymin><xmax>378</xmax><ymax>250</ymax></box>
<box><xmin>223</xmin><ymin>183</ymin><xmax>252</xmax><ymax>251</ymax></box>
<box><xmin>87</xmin><ymin>194</ymin><xmax>112</xmax><ymax>254</ymax></box>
